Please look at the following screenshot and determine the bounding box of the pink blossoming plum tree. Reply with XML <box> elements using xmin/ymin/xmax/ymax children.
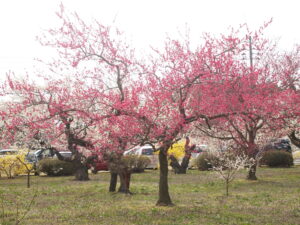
<box><xmin>194</xmin><ymin>25</ymin><xmax>300</xmax><ymax>180</ymax></box>
<box><xmin>0</xmin><ymin>74</ymin><xmax>101</xmax><ymax>180</ymax></box>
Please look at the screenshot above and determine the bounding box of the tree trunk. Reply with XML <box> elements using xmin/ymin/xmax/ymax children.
<box><xmin>169</xmin><ymin>155</ymin><xmax>190</xmax><ymax>174</ymax></box>
<box><xmin>289</xmin><ymin>130</ymin><xmax>300</xmax><ymax>148</ymax></box>
<box><xmin>169</xmin><ymin>155</ymin><xmax>181</xmax><ymax>174</ymax></box>
<box><xmin>109</xmin><ymin>172</ymin><xmax>118</xmax><ymax>192</ymax></box>
<box><xmin>74</xmin><ymin>163</ymin><xmax>89</xmax><ymax>181</ymax></box>
<box><xmin>27</xmin><ymin>171</ymin><xmax>30</xmax><ymax>188</ymax></box>
<box><xmin>118</xmin><ymin>170</ymin><xmax>132</xmax><ymax>194</ymax></box>
<box><xmin>226</xmin><ymin>180</ymin><xmax>229</xmax><ymax>196</ymax></box>
<box><xmin>246</xmin><ymin>137</ymin><xmax>258</xmax><ymax>180</ymax></box>
<box><xmin>180</xmin><ymin>155</ymin><xmax>190</xmax><ymax>174</ymax></box>
<box><xmin>180</xmin><ymin>138</ymin><xmax>193</xmax><ymax>174</ymax></box>
<box><xmin>156</xmin><ymin>149</ymin><xmax>173</xmax><ymax>206</ymax></box>
<box><xmin>247</xmin><ymin>163</ymin><xmax>257</xmax><ymax>180</ymax></box>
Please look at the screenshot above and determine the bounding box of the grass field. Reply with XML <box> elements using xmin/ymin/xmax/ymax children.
<box><xmin>1</xmin><ymin>167</ymin><xmax>300</xmax><ymax>225</ymax></box>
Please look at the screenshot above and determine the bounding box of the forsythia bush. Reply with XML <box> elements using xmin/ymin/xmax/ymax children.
<box><xmin>154</xmin><ymin>140</ymin><xmax>187</xmax><ymax>160</ymax></box>
<box><xmin>152</xmin><ymin>140</ymin><xmax>186</xmax><ymax>169</ymax></box>
<box><xmin>0</xmin><ymin>150</ymin><xmax>33</xmax><ymax>178</ymax></box>
<box><xmin>168</xmin><ymin>140</ymin><xmax>186</xmax><ymax>159</ymax></box>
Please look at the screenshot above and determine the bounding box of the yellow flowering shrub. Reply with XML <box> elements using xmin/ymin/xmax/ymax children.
<box><xmin>153</xmin><ymin>140</ymin><xmax>187</xmax><ymax>169</ymax></box>
<box><xmin>0</xmin><ymin>149</ymin><xmax>33</xmax><ymax>178</ymax></box>
<box><xmin>154</xmin><ymin>140</ymin><xmax>187</xmax><ymax>157</ymax></box>
<box><xmin>168</xmin><ymin>140</ymin><xmax>186</xmax><ymax>159</ymax></box>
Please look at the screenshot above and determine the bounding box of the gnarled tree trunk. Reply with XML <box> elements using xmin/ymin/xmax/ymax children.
<box><xmin>107</xmin><ymin>152</ymin><xmax>133</xmax><ymax>194</ymax></box>
<box><xmin>169</xmin><ymin>155</ymin><xmax>190</xmax><ymax>174</ymax></box>
<box><xmin>156</xmin><ymin>148</ymin><xmax>173</xmax><ymax>206</ymax></box>
<box><xmin>169</xmin><ymin>155</ymin><xmax>181</xmax><ymax>174</ymax></box>
<box><xmin>289</xmin><ymin>130</ymin><xmax>300</xmax><ymax>148</ymax></box>
<box><xmin>109</xmin><ymin>172</ymin><xmax>118</xmax><ymax>192</ymax></box>
<box><xmin>247</xmin><ymin>162</ymin><xmax>257</xmax><ymax>180</ymax></box>
<box><xmin>118</xmin><ymin>170</ymin><xmax>132</xmax><ymax>194</ymax></box>
<box><xmin>169</xmin><ymin>139</ymin><xmax>194</xmax><ymax>174</ymax></box>
<box><xmin>74</xmin><ymin>162</ymin><xmax>89</xmax><ymax>181</ymax></box>
<box><xmin>180</xmin><ymin>155</ymin><xmax>190</xmax><ymax>173</ymax></box>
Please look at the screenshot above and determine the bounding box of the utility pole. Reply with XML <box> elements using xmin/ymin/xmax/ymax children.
<box><xmin>249</xmin><ymin>36</ymin><xmax>253</xmax><ymax>70</ymax></box>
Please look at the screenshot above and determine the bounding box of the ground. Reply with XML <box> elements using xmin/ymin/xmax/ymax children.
<box><xmin>1</xmin><ymin>167</ymin><xmax>300</xmax><ymax>225</ymax></box>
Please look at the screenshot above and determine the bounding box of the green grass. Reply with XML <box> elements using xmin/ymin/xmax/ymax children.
<box><xmin>1</xmin><ymin>167</ymin><xmax>300</xmax><ymax>225</ymax></box>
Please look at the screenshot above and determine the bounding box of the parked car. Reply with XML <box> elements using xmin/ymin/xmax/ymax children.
<box><xmin>53</xmin><ymin>151</ymin><xmax>72</xmax><ymax>159</ymax></box>
<box><xmin>87</xmin><ymin>155</ymin><xmax>108</xmax><ymax>174</ymax></box>
<box><xmin>34</xmin><ymin>149</ymin><xmax>56</xmax><ymax>161</ymax></box>
<box><xmin>33</xmin><ymin>149</ymin><xmax>72</xmax><ymax>160</ymax></box>
<box><xmin>135</xmin><ymin>145</ymin><xmax>154</xmax><ymax>156</ymax></box>
<box><xmin>191</xmin><ymin>145</ymin><xmax>207</xmax><ymax>158</ymax></box>
<box><xmin>124</xmin><ymin>145</ymin><xmax>154</xmax><ymax>156</ymax></box>
<box><xmin>123</xmin><ymin>148</ymin><xmax>137</xmax><ymax>156</ymax></box>
<box><xmin>263</xmin><ymin>139</ymin><xmax>292</xmax><ymax>153</ymax></box>
<box><xmin>25</xmin><ymin>151</ymin><xmax>38</xmax><ymax>163</ymax></box>
<box><xmin>124</xmin><ymin>145</ymin><xmax>158</xmax><ymax>169</ymax></box>
<box><xmin>89</xmin><ymin>160</ymin><xmax>108</xmax><ymax>174</ymax></box>
<box><xmin>30</xmin><ymin>149</ymin><xmax>72</xmax><ymax>175</ymax></box>
<box><xmin>292</xmin><ymin>151</ymin><xmax>300</xmax><ymax>166</ymax></box>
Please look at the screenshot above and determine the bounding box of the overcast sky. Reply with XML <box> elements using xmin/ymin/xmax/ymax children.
<box><xmin>0</xmin><ymin>0</ymin><xmax>299</xmax><ymax>78</ymax></box>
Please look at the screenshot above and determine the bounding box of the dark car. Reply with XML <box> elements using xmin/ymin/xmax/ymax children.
<box><xmin>30</xmin><ymin>149</ymin><xmax>72</xmax><ymax>175</ymax></box>
<box><xmin>25</xmin><ymin>151</ymin><xmax>38</xmax><ymax>163</ymax></box>
<box><xmin>53</xmin><ymin>151</ymin><xmax>72</xmax><ymax>159</ymax></box>
<box><xmin>263</xmin><ymin>139</ymin><xmax>292</xmax><ymax>153</ymax></box>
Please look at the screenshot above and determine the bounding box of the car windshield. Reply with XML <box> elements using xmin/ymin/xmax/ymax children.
<box><xmin>126</xmin><ymin>149</ymin><xmax>137</xmax><ymax>155</ymax></box>
<box><xmin>59</xmin><ymin>152</ymin><xmax>72</xmax><ymax>158</ymax></box>
<box><xmin>26</xmin><ymin>152</ymin><xmax>37</xmax><ymax>162</ymax></box>
<box><xmin>142</xmin><ymin>148</ymin><xmax>153</xmax><ymax>155</ymax></box>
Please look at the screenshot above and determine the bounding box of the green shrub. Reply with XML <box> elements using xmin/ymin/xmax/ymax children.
<box><xmin>196</xmin><ymin>152</ymin><xmax>219</xmax><ymax>171</ymax></box>
<box><xmin>37</xmin><ymin>158</ymin><xmax>76</xmax><ymax>176</ymax></box>
<box><xmin>122</xmin><ymin>155</ymin><xmax>151</xmax><ymax>173</ymax></box>
<box><xmin>261</xmin><ymin>150</ymin><xmax>293</xmax><ymax>167</ymax></box>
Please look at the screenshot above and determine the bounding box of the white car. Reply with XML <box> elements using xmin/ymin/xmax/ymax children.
<box><xmin>123</xmin><ymin>148</ymin><xmax>137</xmax><ymax>156</ymax></box>
<box><xmin>293</xmin><ymin>151</ymin><xmax>300</xmax><ymax>166</ymax></box>
<box><xmin>124</xmin><ymin>145</ymin><xmax>158</xmax><ymax>169</ymax></box>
